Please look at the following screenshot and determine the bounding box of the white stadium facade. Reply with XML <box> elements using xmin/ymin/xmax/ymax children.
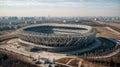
<box><xmin>17</xmin><ymin>23</ymin><xmax>116</xmax><ymax>54</ymax></box>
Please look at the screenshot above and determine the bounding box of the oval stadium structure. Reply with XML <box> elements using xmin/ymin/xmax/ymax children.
<box><xmin>17</xmin><ymin>23</ymin><xmax>97</xmax><ymax>52</ymax></box>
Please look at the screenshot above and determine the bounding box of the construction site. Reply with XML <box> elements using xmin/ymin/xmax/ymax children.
<box><xmin>0</xmin><ymin>20</ymin><xmax>120</xmax><ymax>67</ymax></box>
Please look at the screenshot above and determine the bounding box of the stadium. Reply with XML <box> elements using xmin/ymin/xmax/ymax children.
<box><xmin>17</xmin><ymin>23</ymin><xmax>115</xmax><ymax>53</ymax></box>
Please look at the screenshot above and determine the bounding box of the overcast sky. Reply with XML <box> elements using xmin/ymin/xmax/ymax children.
<box><xmin>0</xmin><ymin>0</ymin><xmax>120</xmax><ymax>17</ymax></box>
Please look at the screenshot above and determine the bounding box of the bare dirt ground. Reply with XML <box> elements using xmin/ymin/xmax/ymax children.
<box><xmin>55</xmin><ymin>57</ymin><xmax>107</xmax><ymax>67</ymax></box>
<box><xmin>105</xmin><ymin>23</ymin><xmax>120</xmax><ymax>29</ymax></box>
<box><xmin>96</xmin><ymin>27</ymin><xmax>120</xmax><ymax>39</ymax></box>
<box><xmin>6</xmin><ymin>38</ymin><xmax>18</xmax><ymax>44</ymax></box>
<box><xmin>0</xmin><ymin>31</ymin><xmax>13</xmax><ymax>36</ymax></box>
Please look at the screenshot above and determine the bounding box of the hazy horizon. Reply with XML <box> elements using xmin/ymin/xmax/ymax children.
<box><xmin>0</xmin><ymin>0</ymin><xmax>120</xmax><ymax>17</ymax></box>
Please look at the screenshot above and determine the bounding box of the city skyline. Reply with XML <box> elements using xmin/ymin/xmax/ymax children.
<box><xmin>0</xmin><ymin>0</ymin><xmax>120</xmax><ymax>17</ymax></box>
